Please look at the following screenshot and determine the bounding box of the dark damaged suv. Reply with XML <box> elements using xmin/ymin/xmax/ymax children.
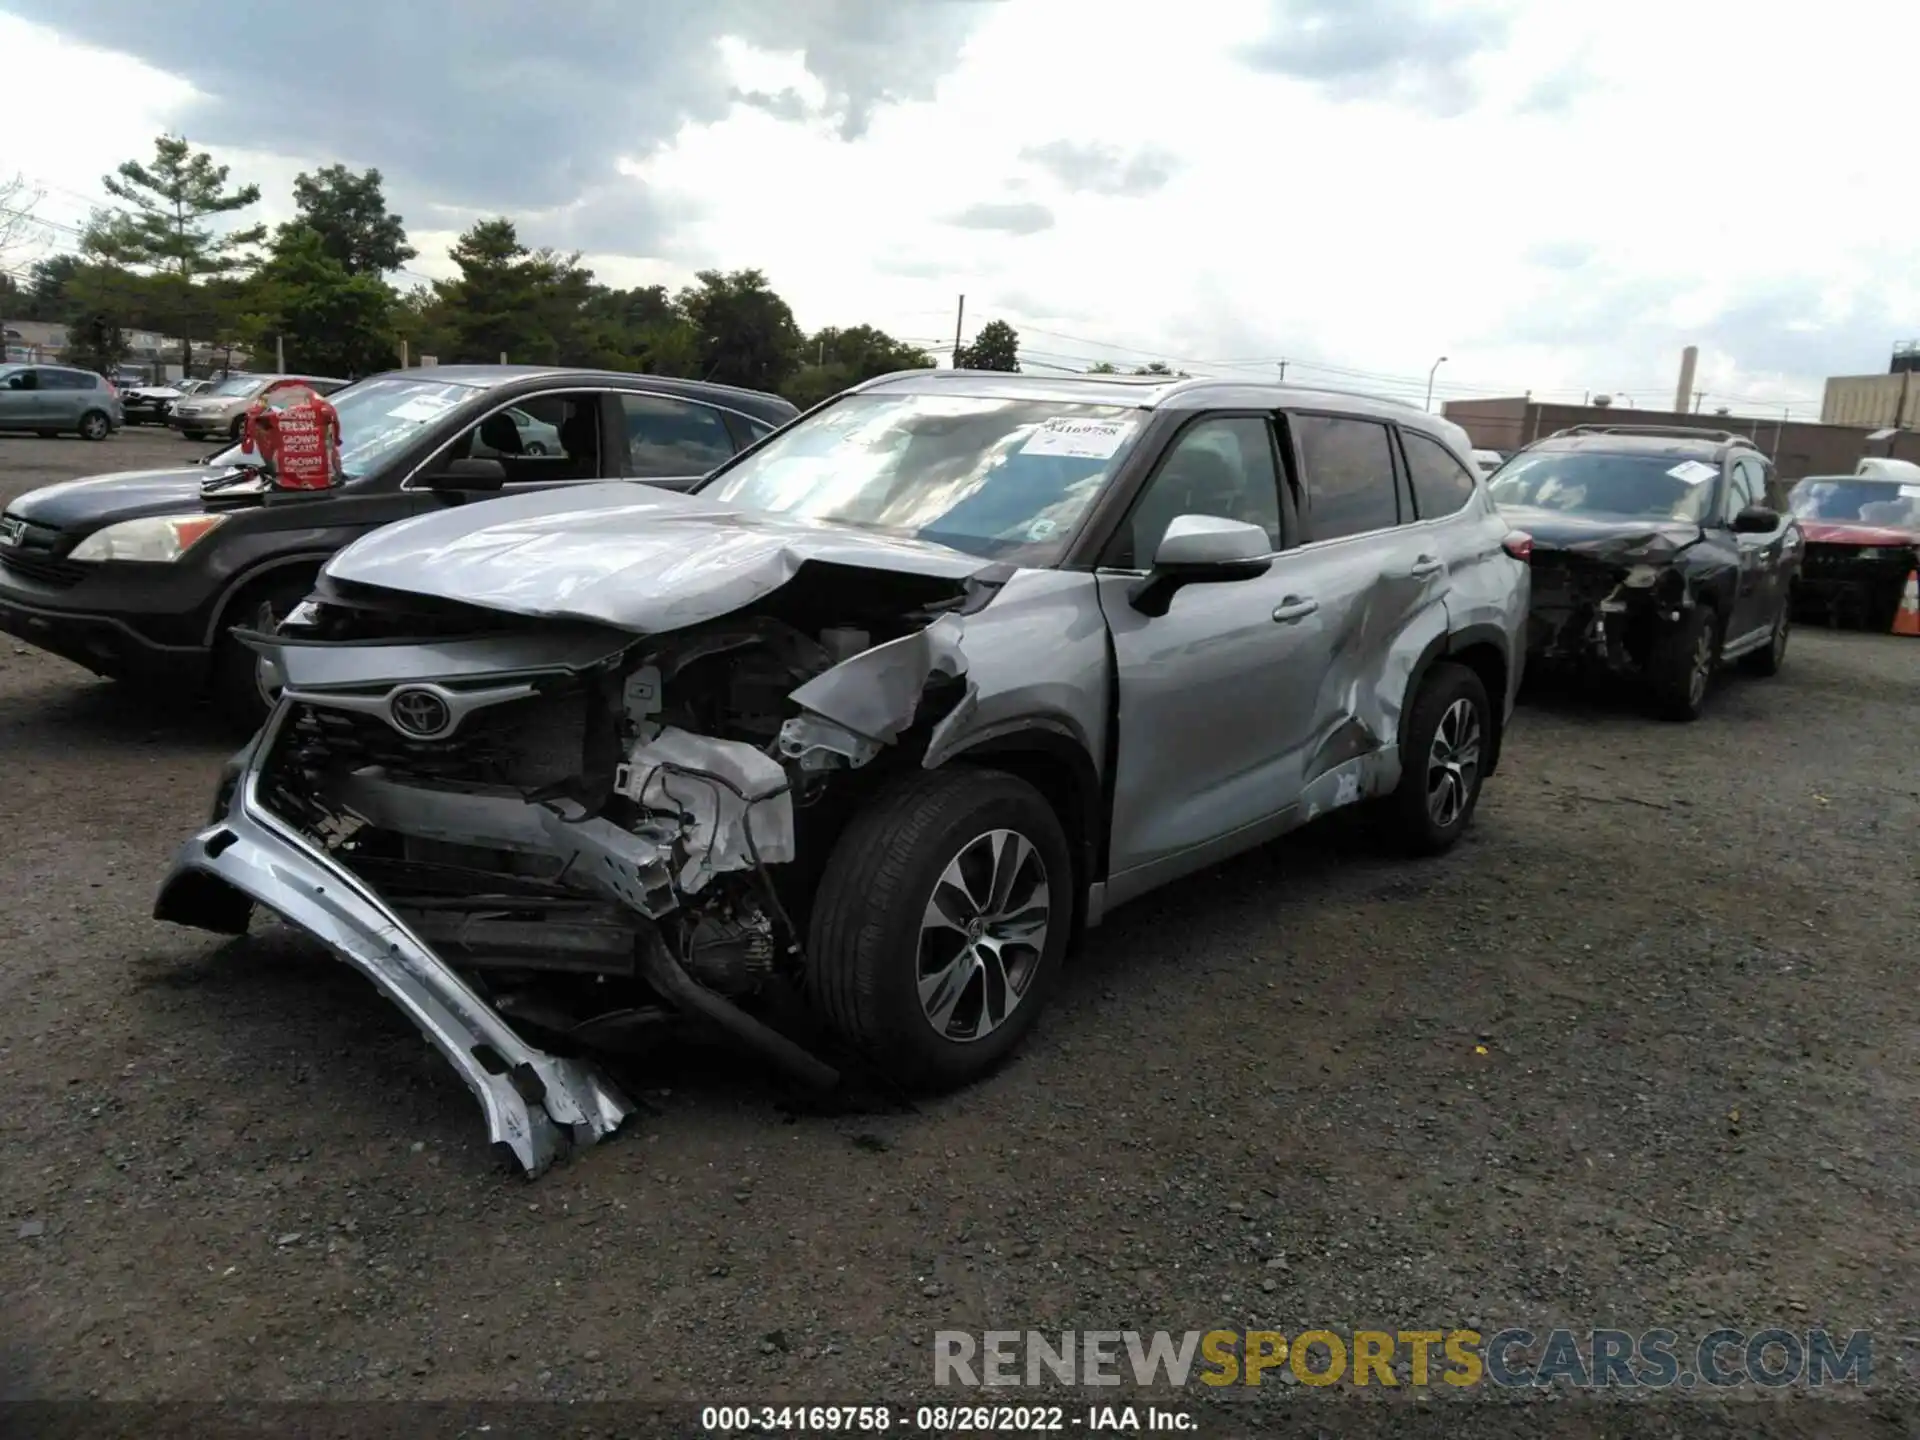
<box><xmin>1489</xmin><ymin>425</ymin><xmax>1801</xmax><ymax>720</ymax></box>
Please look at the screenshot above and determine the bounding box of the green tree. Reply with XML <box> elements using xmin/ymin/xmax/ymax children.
<box><xmin>25</xmin><ymin>255</ymin><xmax>81</xmax><ymax>322</ymax></box>
<box><xmin>82</xmin><ymin>135</ymin><xmax>265</xmax><ymax>371</ymax></box>
<box><xmin>1133</xmin><ymin>361</ymin><xmax>1188</xmax><ymax>377</ymax></box>
<box><xmin>1085</xmin><ymin>360</ymin><xmax>1117</xmax><ymax>374</ymax></box>
<box><xmin>247</xmin><ymin>224</ymin><xmax>398</xmax><ymax>377</ymax></box>
<box><xmin>785</xmin><ymin>324</ymin><xmax>935</xmax><ymax>408</ymax></box>
<box><xmin>289</xmin><ymin>164</ymin><xmax>414</xmax><ymax>276</ymax></box>
<box><xmin>676</xmin><ymin>268</ymin><xmax>802</xmax><ymax>391</ymax></box>
<box><xmin>431</xmin><ymin>218</ymin><xmax>553</xmax><ymax>363</ymax></box>
<box><xmin>956</xmin><ymin>318</ymin><xmax>1020</xmax><ymax>372</ymax></box>
<box><xmin>428</xmin><ymin>217</ymin><xmax>604</xmax><ymax>366</ymax></box>
<box><xmin>63</xmin><ymin>310</ymin><xmax>128</xmax><ymax>375</ymax></box>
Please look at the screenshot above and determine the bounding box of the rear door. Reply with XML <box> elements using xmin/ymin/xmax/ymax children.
<box><xmin>1273</xmin><ymin>410</ymin><xmax>1454</xmax><ymax>795</ymax></box>
<box><xmin>616</xmin><ymin>391</ymin><xmax>743</xmax><ymax>490</ymax></box>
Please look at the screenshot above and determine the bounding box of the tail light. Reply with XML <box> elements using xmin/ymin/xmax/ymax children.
<box><xmin>106</xmin><ymin>381</ymin><xmax>118</xmax><ymax>398</ymax></box>
<box><xmin>1502</xmin><ymin>530</ymin><xmax>1532</xmax><ymax>561</ymax></box>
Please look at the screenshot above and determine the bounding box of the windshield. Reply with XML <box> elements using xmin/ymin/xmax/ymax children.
<box><xmin>1788</xmin><ymin>477</ymin><xmax>1920</xmax><ymax>528</ymax></box>
<box><xmin>698</xmin><ymin>392</ymin><xmax>1144</xmax><ymax>564</ymax></box>
<box><xmin>208</xmin><ymin>375</ymin><xmax>265</xmax><ymax>398</ymax></box>
<box><xmin>207</xmin><ymin>375</ymin><xmax>482</xmax><ymax>480</ymax></box>
<box><xmin>1488</xmin><ymin>450</ymin><xmax>1720</xmax><ymax>523</ymax></box>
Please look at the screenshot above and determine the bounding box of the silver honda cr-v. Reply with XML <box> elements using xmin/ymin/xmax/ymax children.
<box><xmin>156</xmin><ymin>369</ymin><xmax>1531</xmax><ymax>1173</ymax></box>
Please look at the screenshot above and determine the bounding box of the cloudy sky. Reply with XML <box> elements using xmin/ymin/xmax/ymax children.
<box><xmin>2</xmin><ymin>0</ymin><xmax>1916</xmax><ymax>419</ymax></box>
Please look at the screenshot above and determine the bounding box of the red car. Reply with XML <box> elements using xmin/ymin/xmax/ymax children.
<box><xmin>1787</xmin><ymin>474</ymin><xmax>1920</xmax><ymax>628</ymax></box>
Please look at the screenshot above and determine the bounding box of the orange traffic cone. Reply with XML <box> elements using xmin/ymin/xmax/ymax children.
<box><xmin>1894</xmin><ymin>569</ymin><xmax>1920</xmax><ymax>637</ymax></box>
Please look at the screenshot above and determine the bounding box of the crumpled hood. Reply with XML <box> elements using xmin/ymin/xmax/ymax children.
<box><xmin>325</xmin><ymin>481</ymin><xmax>992</xmax><ymax>633</ymax></box>
<box><xmin>1499</xmin><ymin>504</ymin><xmax>1703</xmax><ymax>563</ymax></box>
<box><xmin>6</xmin><ymin>467</ymin><xmax>209</xmax><ymax>533</ymax></box>
<box><xmin>1797</xmin><ymin>520</ymin><xmax>1920</xmax><ymax>547</ymax></box>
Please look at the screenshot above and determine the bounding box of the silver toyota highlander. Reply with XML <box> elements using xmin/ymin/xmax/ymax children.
<box><xmin>155</xmin><ymin>369</ymin><xmax>1531</xmax><ymax>1173</ymax></box>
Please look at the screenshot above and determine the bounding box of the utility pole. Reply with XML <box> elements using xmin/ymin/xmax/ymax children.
<box><xmin>399</xmin><ymin>339</ymin><xmax>409</xmax><ymax>368</ymax></box>
<box><xmin>952</xmin><ymin>295</ymin><xmax>965</xmax><ymax>369</ymax></box>
<box><xmin>1772</xmin><ymin>406</ymin><xmax>1788</xmax><ymax>459</ymax></box>
<box><xmin>1693</xmin><ymin>390</ymin><xmax>1704</xmax><ymax>413</ymax></box>
<box><xmin>275</xmin><ymin>334</ymin><xmax>285</xmax><ymax>372</ymax></box>
<box><xmin>1276</xmin><ymin>360</ymin><xmax>1288</xmax><ymax>382</ymax></box>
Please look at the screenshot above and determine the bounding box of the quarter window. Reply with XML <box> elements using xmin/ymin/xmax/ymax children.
<box><xmin>1104</xmin><ymin>415</ymin><xmax>1283</xmax><ymax>570</ymax></box>
<box><xmin>620</xmin><ymin>393</ymin><xmax>736</xmax><ymax>478</ymax></box>
<box><xmin>1291</xmin><ymin>414</ymin><xmax>1400</xmax><ymax>540</ymax></box>
<box><xmin>1401</xmin><ymin>429</ymin><xmax>1480</xmax><ymax>519</ymax></box>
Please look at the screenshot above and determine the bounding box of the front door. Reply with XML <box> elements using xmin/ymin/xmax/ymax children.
<box><xmin>1096</xmin><ymin>413</ymin><xmax>1333</xmax><ymax>894</ymax></box>
<box><xmin>0</xmin><ymin>368</ymin><xmax>46</xmax><ymax>428</ymax></box>
<box><xmin>1723</xmin><ymin>454</ymin><xmax>1787</xmax><ymax>643</ymax></box>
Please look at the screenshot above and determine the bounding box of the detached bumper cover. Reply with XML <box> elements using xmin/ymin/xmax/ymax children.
<box><xmin>154</xmin><ymin>733</ymin><xmax>635</xmax><ymax>1175</ymax></box>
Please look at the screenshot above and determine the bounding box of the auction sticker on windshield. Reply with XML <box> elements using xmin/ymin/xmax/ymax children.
<box><xmin>1021</xmin><ymin>417</ymin><xmax>1135</xmax><ymax>460</ymax></box>
<box><xmin>1666</xmin><ymin>460</ymin><xmax>1719</xmax><ymax>485</ymax></box>
<box><xmin>389</xmin><ymin>394</ymin><xmax>457</xmax><ymax>423</ymax></box>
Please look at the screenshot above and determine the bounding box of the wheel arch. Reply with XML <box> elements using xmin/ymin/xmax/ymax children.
<box><xmin>1403</xmin><ymin>626</ymin><xmax>1511</xmax><ymax>777</ymax></box>
<box><xmin>929</xmin><ymin>721</ymin><xmax>1105</xmax><ymax>939</ymax></box>
<box><xmin>202</xmin><ymin>553</ymin><xmax>333</xmax><ymax>649</ymax></box>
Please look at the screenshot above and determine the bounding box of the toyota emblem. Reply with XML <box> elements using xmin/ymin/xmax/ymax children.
<box><xmin>388</xmin><ymin>686</ymin><xmax>453</xmax><ymax>738</ymax></box>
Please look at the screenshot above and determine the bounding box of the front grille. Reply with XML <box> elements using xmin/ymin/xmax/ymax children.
<box><xmin>1528</xmin><ymin>550</ymin><xmax>1625</xmax><ymax>607</ymax></box>
<box><xmin>1800</xmin><ymin>543</ymin><xmax>1913</xmax><ymax>579</ymax></box>
<box><xmin>0</xmin><ymin>549</ymin><xmax>85</xmax><ymax>588</ymax></box>
<box><xmin>0</xmin><ymin>519</ymin><xmax>85</xmax><ymax>589</ymax></box>
<box><xmin>270</xmin><ymin>686</ymin><xmax>593</xmax><ymax>792</ymax></box>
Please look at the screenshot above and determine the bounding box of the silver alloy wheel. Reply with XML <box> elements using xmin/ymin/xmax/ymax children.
<box><xmin>80</xmin><ymin>412</ymin><xmax>109</xmax><ymax>440</ymax></box>
<box><xmin>916</xmin><ymin>828</ymin><xmax>1051</xmax><ymax>1042</ymax></box>
<box><xmin>1425</xmin><ymin>697</ymin><xmax>1483</xmax><ymax>830</ymax></box>
<box><xmin>1688</xmin><ymin>625</ymin><xmax>1714</xmax><ymax>707</ymax></box>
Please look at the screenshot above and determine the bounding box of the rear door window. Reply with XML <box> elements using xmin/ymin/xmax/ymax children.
<box><xmin>620</xmin><ymin>392</ymin><xmax>737</xmax><ymax>478</ymax></box>
<box><xmin>1290</xmin><ymin>414</ymin><xmax>1401</xmax><ymax>540</ymax></box>
<box><xmin>1401</xmin><ymin>429</ymin><xmax>1481</xmax><ymax>519</ymax></box>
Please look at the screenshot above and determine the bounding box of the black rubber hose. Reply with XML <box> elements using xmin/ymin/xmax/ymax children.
<box><xmin>636</xmin><ymin>930</ymin><xmax>838</xmax><ymax>1091</ymax></box>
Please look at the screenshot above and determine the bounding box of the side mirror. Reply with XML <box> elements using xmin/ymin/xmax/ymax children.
<box><xmin>1128</xmin><ymin>515</ymin><xmax>1273</xmax><ymax>617</ymax></box>
<box><xmin>1732</xmin><ymin>505</ymin><xmax>1780</xmax><ymax>534</ymax></box>
<box><xmin>428</xmin><ymin>456</ymin><xmax>508</xmax><ymax>493</ymax></box>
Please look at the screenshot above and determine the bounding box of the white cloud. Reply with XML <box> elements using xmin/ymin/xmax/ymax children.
<box><xmin>5</xmin><ymin>0</ymin><xmax>1919</xmax><ymax>419</ymax></box>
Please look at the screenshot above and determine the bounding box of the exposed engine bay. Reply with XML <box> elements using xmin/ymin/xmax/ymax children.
<box><xmin>163</xmin><ymin>561</ymin><xmax>990</xmax><ymax>1172</ymax></box>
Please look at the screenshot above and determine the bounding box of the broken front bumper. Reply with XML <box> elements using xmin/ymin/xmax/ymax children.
<box><xmin>153</xmin><ymin>710</ymin><xmax>636</xmax><ymax>1176</ymax></box>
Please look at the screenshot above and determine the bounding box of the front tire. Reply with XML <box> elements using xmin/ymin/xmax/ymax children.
<box><xmin>1383</xmin><ymin>661</ymin><xmax>1491</xmax><ymax>856</ymax></box>
<box><xmin>807</xmin><ymin>767</ymin><xmax>1071</xmax><ymax>1090</ymax></box>
<box><xmin>1650</xmin><ymin>604</ymin><xmax>1717</xmax><ymax>721</ymax></box>
<box><xmin>212</xmin><ymin>577</ymin><xmax>313</xmax><ymax>734</ymax></box>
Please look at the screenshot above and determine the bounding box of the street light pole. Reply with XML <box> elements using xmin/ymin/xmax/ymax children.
<box><xmin>1425</xmin><ymin>355</ymin><xmax>1449</xmax><ymax>412</ymax></box>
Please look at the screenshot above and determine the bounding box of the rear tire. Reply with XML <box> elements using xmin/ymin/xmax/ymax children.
<box><xmin>1740</xmin><ymin>605</ymin><xmax>1789</xmax><ymax>677</ymax></box>
<box><xmin>212</xmin><ymin>576</ymin><xmax>314</xmax><ymax>734</ymax></box>
<box><xmin>806</xmin><ymin>767</ymin><xmax>1071</xmax><ymax>1090</ymax></box>
<box><xmin>1649</xmin><ymin>604</ymin><xmax>1717</xmax><ymax>721</ymax></box>
<box><xmin>79</xmin><ymin>410</ymin><xmax>110</xmax><ymax>441</ymax></box>
<box><xmin>1382</xmin><ymin>661</ymin><xmax>1491</xmax><ymax>856</ymax></box>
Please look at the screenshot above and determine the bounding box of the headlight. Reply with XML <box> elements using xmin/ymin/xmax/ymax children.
<box><xmin>69</xmin><ymin>514</ymin><xmax>228</xmax><ymax>563</ymax></box>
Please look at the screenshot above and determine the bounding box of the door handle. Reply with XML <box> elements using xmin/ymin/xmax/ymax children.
<box><xmin>1409</xmin><ymin>555</ymin><xmax>1444</xmax><ymax>578</ymax></box>
<box><xmin>1272</xmin><ymin>597</ymin><xmax>1319</xmax><ymax>623</ymax></box>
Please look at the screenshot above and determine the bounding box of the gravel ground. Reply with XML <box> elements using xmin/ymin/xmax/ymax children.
<box><xmin>2</xmin><ymin>430</ymin><xmax>1918</xmax><ymax>1426</ymax></box>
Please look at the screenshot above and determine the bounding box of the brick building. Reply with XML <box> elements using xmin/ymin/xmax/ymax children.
<box><xmin>1440</xmin><ymin>397</ymin><xmax>1920</xmax><ymax>483</ymax></box>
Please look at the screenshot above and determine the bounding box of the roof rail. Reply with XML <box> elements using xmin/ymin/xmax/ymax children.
<box><xmin>1281</xmin><ymin>382</ymin><xmax>1426</xmax><ymax>412</ymax></box>
<box><xmin>1548</xmin><ymin>423</ymin><xmax>1756</xmax><ymax>446</ymax></box>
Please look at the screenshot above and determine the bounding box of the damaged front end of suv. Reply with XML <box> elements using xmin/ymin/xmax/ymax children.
<box><xmin>154</xmin><ymin>493</ymin><xmax>1004</xmax><ymax>1175</ymax></box>
<box><xmin>1521</xmin><ymin>524</ymin><xmax>1703</xmax><ymax>675</ymax></box>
